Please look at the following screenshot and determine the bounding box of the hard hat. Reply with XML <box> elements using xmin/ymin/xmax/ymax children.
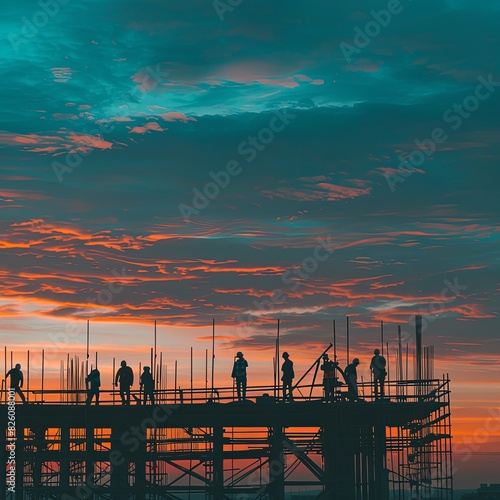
<box><xmin>353</xmin><ymin>358</ymin><xmax>360</xmax><ymax>364</ymax></box>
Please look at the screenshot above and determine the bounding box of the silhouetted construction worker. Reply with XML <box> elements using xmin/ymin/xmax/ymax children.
<box><xmin>85</xmin><ymin>368</ymin><xmax>101</xmax><ymax>405</ymax></box>
<box><xmin>344</xmin><ymin>358</ymin><xmax>362</xmax><ymax>402</ymax></box>
<box><xmin>231</xmin><ymin>352</ymin><xmax>248</xmax><ymax>401</ymax></box>
<box><xmin>6</xmin><ymin>363</ymin><xmax>26</xmax><ymax>403</ymax></box>
<box><xmin>140</xmin><ymin>366</ymin><xmax>154</xmax><ymax>405</ymax></box>
<box><xmin>370</xmin><ymin>349</ymin><xmax>387</xmax><ymax>399</ymax></box>
<box><xmin>281</xmin><ymin>352</ymin><xmax>294</xmax><ymax>402</ymax></box>
<box><xmin>321</xmin><ymin>354</ymin><xmax>340</xmax><ymax>403</ymax></box>
<box><xmin>115</xmin><ymin>360</ymin><xmax>134</xmax><ymax>405</ymax></box>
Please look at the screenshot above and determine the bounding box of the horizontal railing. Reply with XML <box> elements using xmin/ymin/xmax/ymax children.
<box><xmin>1</xmin><ymin>377</ymin><xmax>450</xmax><ymax>406</ymax></box>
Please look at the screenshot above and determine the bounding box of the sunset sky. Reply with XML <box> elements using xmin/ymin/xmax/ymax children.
<box><xmin>1</xmin><ymin>0</ymin><xmax>500</xmax><ymax>489</ymax></box>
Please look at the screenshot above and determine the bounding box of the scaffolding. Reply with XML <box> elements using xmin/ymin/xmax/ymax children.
<box><xmin>1</xmin><ymin>316</ymin><xmax>453</xmax><ymax>499</ymax></box>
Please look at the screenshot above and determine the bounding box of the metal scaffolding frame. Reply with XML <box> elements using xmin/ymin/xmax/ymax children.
<box><xmin>1</xmin><ymin>377</ymin><xmax>453</xmax><ymax>499</ymax></box>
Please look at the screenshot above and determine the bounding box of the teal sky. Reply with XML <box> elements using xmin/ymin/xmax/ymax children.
<box><xmin>1</xmin><ymin>0</ymin><xmax>500</xmax><ymax>488</ymax></box>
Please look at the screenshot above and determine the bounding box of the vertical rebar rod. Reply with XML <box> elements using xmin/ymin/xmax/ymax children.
<box><xmin>346</xmin><ymin>316</ymin><xmax>350</xmax><ymax>365</ymax></box>
<box><xmin>112</xmin><ymin>357</ymin><xmax>115</xmax><ymax>405</ymax></box>
<box><xmin>41</xmin><ymin>348</ymin><xmax>45</xmax><ymax>403</ymax></box>
<box><xmin>154</xmin><ymin>320</ymin><xmax>157</xmax><ymax>390</ymax></box>
<box><xmin>174</xmin><ymin>360</ymin><xmax>178</xmax><ymax>404</ymax></box>
<box><xmin>27</xmin><ymin>350</ymin><xmax>30</xmax><ymax>403</ymax></box>
<box><xmin>381</xmin><ymin>320</ymin><xmax>384</xmax><ymax>357</ymax></box>
<box><xmin>159</xmin><ymin>352</ymin><xmax>163</xmax><ymax>404</ymax></box>
<box><xmin>398</xmin><ymin>326</ymin><xmax>403</xmax><ymax>383</ymax></box>
<box><xmin>415</xmin><ymin>315</ymin><xmax>422</xmax><ymax>383</ymax></box>
<box><xmin>277</xmin><ymin>319</ymin><xmax>280</xmax><ymax>399</ymax></box>
<box><xmin>190</xmin><ymin>347</ymin><xmax>193</xmax><ymax>404</ymax></box>
<box><xmin>3</xmin><ymin>346</ymin><xmax>6</xmax><ymax>404</ymax></box>
<box><xmin>333</xmin><ymin>319</ymin><xmax>337</xmax><ymax>361</ymax></box>
<box><xmin>211</xmin><ymin>318</ymin><xmax>215</xmax><ymax>395</ymax></box>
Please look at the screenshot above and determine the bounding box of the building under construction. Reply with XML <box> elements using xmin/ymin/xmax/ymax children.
<box><xmin>0</xmin><ymin>316</ymin><xmax>453</xmax><ymax>499</ymax></box>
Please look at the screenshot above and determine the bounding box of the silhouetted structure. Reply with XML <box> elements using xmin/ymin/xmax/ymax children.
<box><xmin>0</xmin><ymin>315</ymin><xmax>454</xmax><ymax>499</ymax></box>
<box><xmin>370</xmin><ymin>348</ymin><xmax>387</xmax><ymax>399</ymax></box>
<box><xmin>114</xmin><ymin>360</ymin><xmax>134</xmax><ymax>405</ymax></box>
<box><xmin>140</xmin><ymin>366</ymin><xmax>154</xmax><ymax>405</ymax></box>
<box><xmin>281</xmin><ymin>352</ymin><xmax>294</xmax><ymax>401</ymax></box>
<box><xmin>231</xmin><ymin>351</ymin><xmax>248</xmax><ymax>401</ymax></box>
<box><xmin>6</xmin><ymin>363</ymin><xmax>26</xmax><ymax>403</ymax></box>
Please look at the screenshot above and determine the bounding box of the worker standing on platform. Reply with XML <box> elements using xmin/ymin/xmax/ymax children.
<box><xmin>231</xmin><ymin>352</ymin><xmax>248</xmax><ymax>401</ymax></box>
<box><xmin>6</xmin><ymin>363</ymin><xmax>26</xmax><ymax>404</ymax></box>
<box><xmin>115</xmin><ymin>360</ymin><xmax>134</xmax><ymax>405</ymax></box>
<box><xmin>140</xmin><ymin>366</ymin><xmax>155</xmax><ymax>405</ymax></box>
<box><xmin>85</xmin><ymin>368</ymin><xmax>101</xmax><ymax>405</ymax></box>
<box><xmin>344</xmin><ymin>358</ymin><xmax>362</xmax><ymax>402</ymax></box>
<box><xmin>281</xmin><ymin>352</ymin><xmax>294</xmax><ymax>402</ymax></box>
<box><xmin>370</xmin><ymin>349</ymin><xmax>387</xmax><ymax>399</ymax></box>
<box><xmin>320</xmin><ymin>354</ymin><xmax>340</xmax><ymax>403</ymax></box>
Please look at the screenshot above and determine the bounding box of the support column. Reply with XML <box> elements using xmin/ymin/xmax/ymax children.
<box><xmin>60</xmin><ymin>426</ymin><xmax>70</xmax><ymax>491</ymax></box>
<box><xmin>268</xmin><ymin>427</ymin><xmax>285</xmax><ymax>500</ymax></box>
<box><xmin>133</xmin><ymin>428</ymin><xmax>147</xmax><ymax>500</ymax></box>
<box><xmin>85</xmin><ymin>424</ymin><xmax>94</xmax><ymax>499</ymax></box>
<box><xmin>110</xmin><ymin>423</ymin><xmax>131</xmax><ymax>500</ymax></box>
<box><xmin>374</xmin><ymin>424</ymin><xmax>388</xmax><ymax>500</ymax></box>
<box><xmin>323</xmin><ymin>425</ymin><xmax>356</xmax><ymax>499</ymax></box>
<box><xmin>212</xmin><ymin>426</ymin><xmax>224</xmax><ymax>500</ymax></box>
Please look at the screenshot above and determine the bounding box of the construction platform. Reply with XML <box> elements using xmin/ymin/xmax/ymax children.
<box><xmin>1</xmin><ymin>380</ymin><xmax>453</xmax><ymax>500</ymax></box>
